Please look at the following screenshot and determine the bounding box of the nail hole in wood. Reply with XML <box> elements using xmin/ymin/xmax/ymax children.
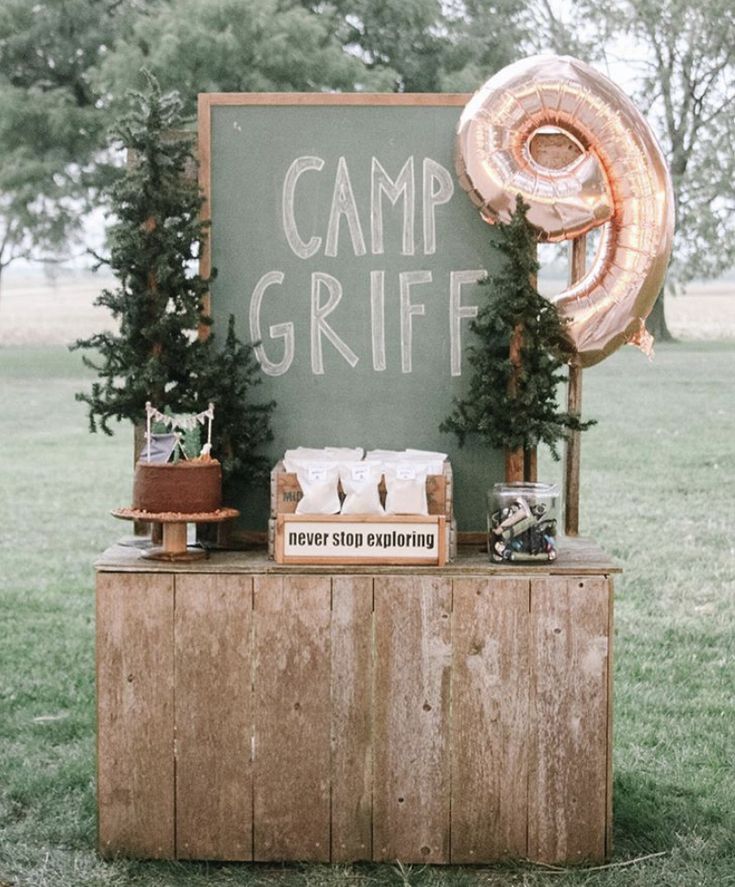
<box><xmin>423</xmin><ymin>702</ymin><xmax>432</xmax><ymax>712</ymax></box>
<box><xmin>294</xmin><ymin>702</ymin><xmax>301</xmax><ymax>711</ymax></box>
<box><xmin>554</xmin><ymin>627</ymin><xmax>562</xmax><ymax>635</ymax></box>
<box><xmin>421</xmin><ymin>846</ymin><xmax>431</xmax><ymax>855</ymax></box>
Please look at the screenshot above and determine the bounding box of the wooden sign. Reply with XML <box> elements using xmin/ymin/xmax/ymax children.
<box><xmin>199</xmin><ymin>94</ymin><xmax>505</xmax><ymax>533</ymax></box>
<box><xmin>275</xmin><ymin>514</ymin><xmax>446</xmax><ymax>565</ymax></box>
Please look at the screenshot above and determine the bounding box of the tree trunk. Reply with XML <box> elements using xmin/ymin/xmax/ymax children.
<box><xmin>647</xmin><ymin>288</ymin><xmax>675</xmax><ymax>342</ymax></box>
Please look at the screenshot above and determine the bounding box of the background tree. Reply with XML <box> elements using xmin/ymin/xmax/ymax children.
<box><xmin>0</xmin><ymin>0</ymin><xmax>530</xmax><ymax>270</ymax></box>
<box><xmin>533</xmin><ymin>0</ymin><xmax>735</xmax><ymax>340</ymax></box>
<box><xmin>92</xmin><ymin>0</ymin><xmax>384</xmax><ymax>114</ymax></box>
<box><xmin>309</xmin><ymin>0</ymin><xmax>526</xmax><ymax>93</ymax></box>
<box><xmin>0</xmin><ymin>0</ymin><xmax>147</xmax><ymax>296</ymax></box>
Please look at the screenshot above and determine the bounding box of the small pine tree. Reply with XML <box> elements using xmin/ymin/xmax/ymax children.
<box><xmin>196</xmin><ymin>316</ymin><xmax>275</xmax><ymax>490</ymax></box>
<box><xmin>441</xmin><ymin>196</ymin><xmax>593</xmax><ymax>458</ymax></box>
<box><xmin>73</xmin><ymin>74</ymin><xmax>274</xmax><ymax>482</ymax></box>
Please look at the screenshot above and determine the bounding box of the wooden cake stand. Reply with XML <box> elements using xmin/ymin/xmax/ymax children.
<box><xmin>111</xmin><ymin>507</ymin><xmax>240</xmax><ymax>561</ymax></box>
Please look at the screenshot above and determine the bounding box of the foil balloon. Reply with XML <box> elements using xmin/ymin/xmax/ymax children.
<box><xmin>456</xmin><ymin>55</ymin><xmax>675</xmax><ymax>367</ymax></box>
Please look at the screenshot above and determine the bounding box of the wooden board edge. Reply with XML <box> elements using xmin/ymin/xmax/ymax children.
<box><xmin>275</xmin><ymin>514</ymin><xmax>285</xmax><ymax>563</ymax></box>
<box><xmin>605</xmin><ymin>575</ymin><xmax>615</xmax><ymax>859</ymax></box>
<box><xmin>197</xmin><ymin>92</ymin><xmax>213</xmax><ymax>332</ymax></box>
<box><xmin>278</xmin><ymin>514</ymin><xmax>443</xmax><ymax>525</ymax></box>
<box><xmin>437</xmin><ymin>515</ymin><xmax>447</xmax><ymax>566</ymax></box>
<box><xmin>275</xmin><ymin>555</ymin><xmax>444</xmax><ymax>566</ymax></box>
<box><xmin>198</xmin><ymin>92</ymin><xmax>470</xmax><ymax>107</ymax></box>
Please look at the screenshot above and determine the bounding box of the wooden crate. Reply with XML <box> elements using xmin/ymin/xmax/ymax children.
<box><xmin>270</xmin><ymin>459</ymin><xmax>454</xmax><ymax>518</ymax></box>
<box><xmin>96</xmin><ymin>539</ymin><xmax>618</xmax><ymax>865</ymax></box>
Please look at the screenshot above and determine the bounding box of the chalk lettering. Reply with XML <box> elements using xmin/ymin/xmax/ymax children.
<box><xmin>370</xmin><ymin>269</ymin><xmax>387</xmax><ymax>372</ymax></box>
<box><xmin>400</xmin><ymin>270</ymin><xmax>431</xmax><ymax>374</ymax></box>
<box><xmin>325</xmin><ymin>156</ymin><xmax>367</xmax><ymax>257</ymax></box>
<box><xmin>282</xmin><ymin>156</ymin><xmax>325</xmax><ymax>259</ymax></box>
<box><xmin>422</xmin><ymin>158</ymin><xmax>453</xmax><ymax>255</ymax></box>
<box><xmin>450</xmin><ymin>269</ymin><xmax>484</xmax><ymax>376</ymax></box>
<box><xmin>371</xmin><ymin>157</ymin><xmax>415</xmax><ymax>256</ymax></box>
<box><xmin>249</xmin><ymin>270</ymin><xmax>294</xmax><ymax>376</ymax></box>
<box><xmin>311</xmin><ymin>272</ymin><xmax>360</xmax><ymax>374</ymax></box>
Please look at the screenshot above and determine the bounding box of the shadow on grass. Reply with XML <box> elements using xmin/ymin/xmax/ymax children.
<box><xmin>613</xmin><ymin>769</ymin><xmax>735</xmax><ymax>857</ymax></box>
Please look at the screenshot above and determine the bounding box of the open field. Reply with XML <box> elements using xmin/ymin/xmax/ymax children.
<box><xmin>1</xmin><ymin>340</ymin><xmax>734</xmax><ymax>886</ymax></box>
<box><xmin>1</xmin><ymin>273</ymin><xmax>734</xmax><ymax>346</ymax></box>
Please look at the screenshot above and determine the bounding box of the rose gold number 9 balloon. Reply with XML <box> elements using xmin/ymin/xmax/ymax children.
<box><xmin>456</xmin><ymin>55</ymin><xmax>675</xmax><ymax>367</ymax></box>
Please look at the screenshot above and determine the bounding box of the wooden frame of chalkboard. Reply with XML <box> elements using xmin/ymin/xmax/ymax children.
<box><xmin>198</xmin><ymin>93</ymin><xmax>505</xmax><ymax>537</ymax></box>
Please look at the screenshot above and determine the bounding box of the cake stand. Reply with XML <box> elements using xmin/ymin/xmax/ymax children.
<box><xmin>111</xmin><ymin>507</ymin><xmax>240</xmax><ymax>561</ymax></box>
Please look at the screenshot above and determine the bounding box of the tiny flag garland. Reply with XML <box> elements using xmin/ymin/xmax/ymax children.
<box><xmin>144</xmin><ymin>401</ymin><xmax>214</xmax><ymax>463</ymax></box>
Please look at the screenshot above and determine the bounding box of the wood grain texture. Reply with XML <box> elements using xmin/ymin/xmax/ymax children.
<box><xmin>97</xmin><ymin>572</ymin><xmax>175</xmax><ymax>858</ymax></box>
<box><xmin>373</xmin><ymin>576</ymin><xmax>452</xmax><ymax>863</ymax></box>
<box><xmin>450</xmin><ymin>577</ymin><xmax>530</xmax><ymax>862</ymax></box>
<box><xmin>605</xmin><ymin>577</ymin><xmax>615</xmax><ymax>858</ymax></box>
<box><xmin>252</xmin><ymin>575</ymin><xmax>331</xmax><ymax>861</ymax></box>
<box><xmin>199</xmin><ymin>92</ymin><xmax>469</xmax><ymax>107</ymax></box>
<box><xmin>331</xmin><ymin>577</ymin><xmax>373</xmax><ymax>861</ymax></box>
<box><xmin>196</xmin><ymin>93</ymin><xmax>212</xmax><ymax>331</ymax></box>
<box><xmin>97</xmin><ymin>535</ymin><xmax>620</xmax><ymax>576</ymax></box>
<box><xmin>563</xmin><ymin>234</ymin><xmax>587</xmax><ymax>536</ymax></box>
<box><xmin>528</xmin><ymin>576</ymin><xmax>610</xmax><ymax>863</ymax></box>
<box><xmin>174</xmin><ymin>574</ymin><xmax>253</xmax><ymax>860</ymax></box>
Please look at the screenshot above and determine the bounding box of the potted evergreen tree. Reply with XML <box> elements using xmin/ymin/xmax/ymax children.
<box><xmin>441</xmin><ymin>196</ymin><xmax>593</xmax><ymax>477</ymax></box>
<box><xmin>73</xmin><ymin>74</ymin><xmax>274</xmax><ymax>536</ymax></box>
<box><xmin>441</xmin><ymin>197</ymin><xmax>594</xmax><ymax>561</ymax></box>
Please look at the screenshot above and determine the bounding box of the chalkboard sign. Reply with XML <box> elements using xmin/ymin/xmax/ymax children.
<box><xmin>198</xmin><ymin>94</ymin><xmax>504</xmax><ymax>532</ymax></box>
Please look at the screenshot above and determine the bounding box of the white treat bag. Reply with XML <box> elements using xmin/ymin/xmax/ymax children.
<box><xmin>294</xmin><ymin>461</ymin><xmax>341</xmax><ymax>514</ymax></box>
<box><xmin>405</xmin><ymin>449</ymin><xmax>447</xmax><ymax>475</ymax></box>
<box><xmin>324</xmin><ymin>446</ymin><xmax>364</xmax><ymax>461</ymax></box>
<box><xmin>366</xmin><ymin>449</ymin><xmax>405</xmax><ymax>461</ymax></box>
<box><xmin>339</xmin><ymin>461</ymin><xmax>385</xmax><ymax>515</ymax></box>
<box><xmin>284</xmin><ymin>447</ymin><xmax>363</xmax><ymax>472</ymax></box>
<box><xmin>367</xmin><ymin>449</ymin><xmax>446</xmax><ymax>476</ymax></box>
<box><xmin>383</xmin><ymin>462</ymin><xmax>429</xmax><ymax>515</ymax></box>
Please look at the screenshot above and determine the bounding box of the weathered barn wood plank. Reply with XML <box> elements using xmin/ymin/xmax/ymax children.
<box><xmin>331</xmin><ymin>576</ymin><xmax>373</xmax><ymax>862</ymax></box>
<box><xmin>528</xmin><ymin>576</ymin><xmax>610</xmax><ymax>863</ymax></box>
<box><xmin>450</xmin><ymin>577</ymin><xmax>530</xmax><ymax>861</ymax></box>
<box><xmin>174</xmin><ymin>574</ymin><xmax>253</xmax><ymax>860</ymax></box>
<box><xmin>373</xmin><ymin>576</ymin><xmax>452</xmax><ymax>863</ymax></box>
<box><xmin>252</xmin><ymin>575</ymin><xmax>331</xmax><ymax>861</ymax></box>
<box><xmin>96</xmin><ymin>535</ymin><xmax>620</xmax><ymax>576</ymax></box>
<box><xmin>97</xmin><ymin>572</ymin><xmax>175</xmax><ymax>858</ymax></box>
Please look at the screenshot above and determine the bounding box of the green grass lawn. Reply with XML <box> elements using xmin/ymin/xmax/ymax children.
<box><xmin>1</xmin><ymin>342</ymin><xmax>734</xmax><ymax>887</ymax></box>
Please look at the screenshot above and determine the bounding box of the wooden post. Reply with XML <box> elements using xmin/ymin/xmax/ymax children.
<box><xmin>520</xmin><ymin>246</ymin><xmax>540</xmax><ymax>484</ymax></box>
<box><xmin>505</xmin><ymin>323</ymin><xmax>525</xmax><ymax>482</ymax></box>
<box><xmin>162</xmin><ymin>522</ymin><xmax>188</xmax><ymax>556</ymax></box>
<box><xmin>564</xmin><ymin>236</ymin><xmax>587</xmax><ymax>536</ymax></box>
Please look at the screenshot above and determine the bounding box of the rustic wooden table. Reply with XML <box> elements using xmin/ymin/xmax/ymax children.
<box><xmin>95</xmin><ymin>537</ymin><xmax>620</xmax><ymax>865</ymax></box>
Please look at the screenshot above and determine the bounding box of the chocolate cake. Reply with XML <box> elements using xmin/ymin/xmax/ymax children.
<box><xmin>133</xmin><ymin>460</ymin><xmax>222</xmax><ymax>514</ymax></box>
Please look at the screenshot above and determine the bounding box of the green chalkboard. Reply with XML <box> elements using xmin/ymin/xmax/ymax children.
<box><xmin>199</xmin><ymin>94</ymin><xmax>504</xmax><ymax>532</ymax></box>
